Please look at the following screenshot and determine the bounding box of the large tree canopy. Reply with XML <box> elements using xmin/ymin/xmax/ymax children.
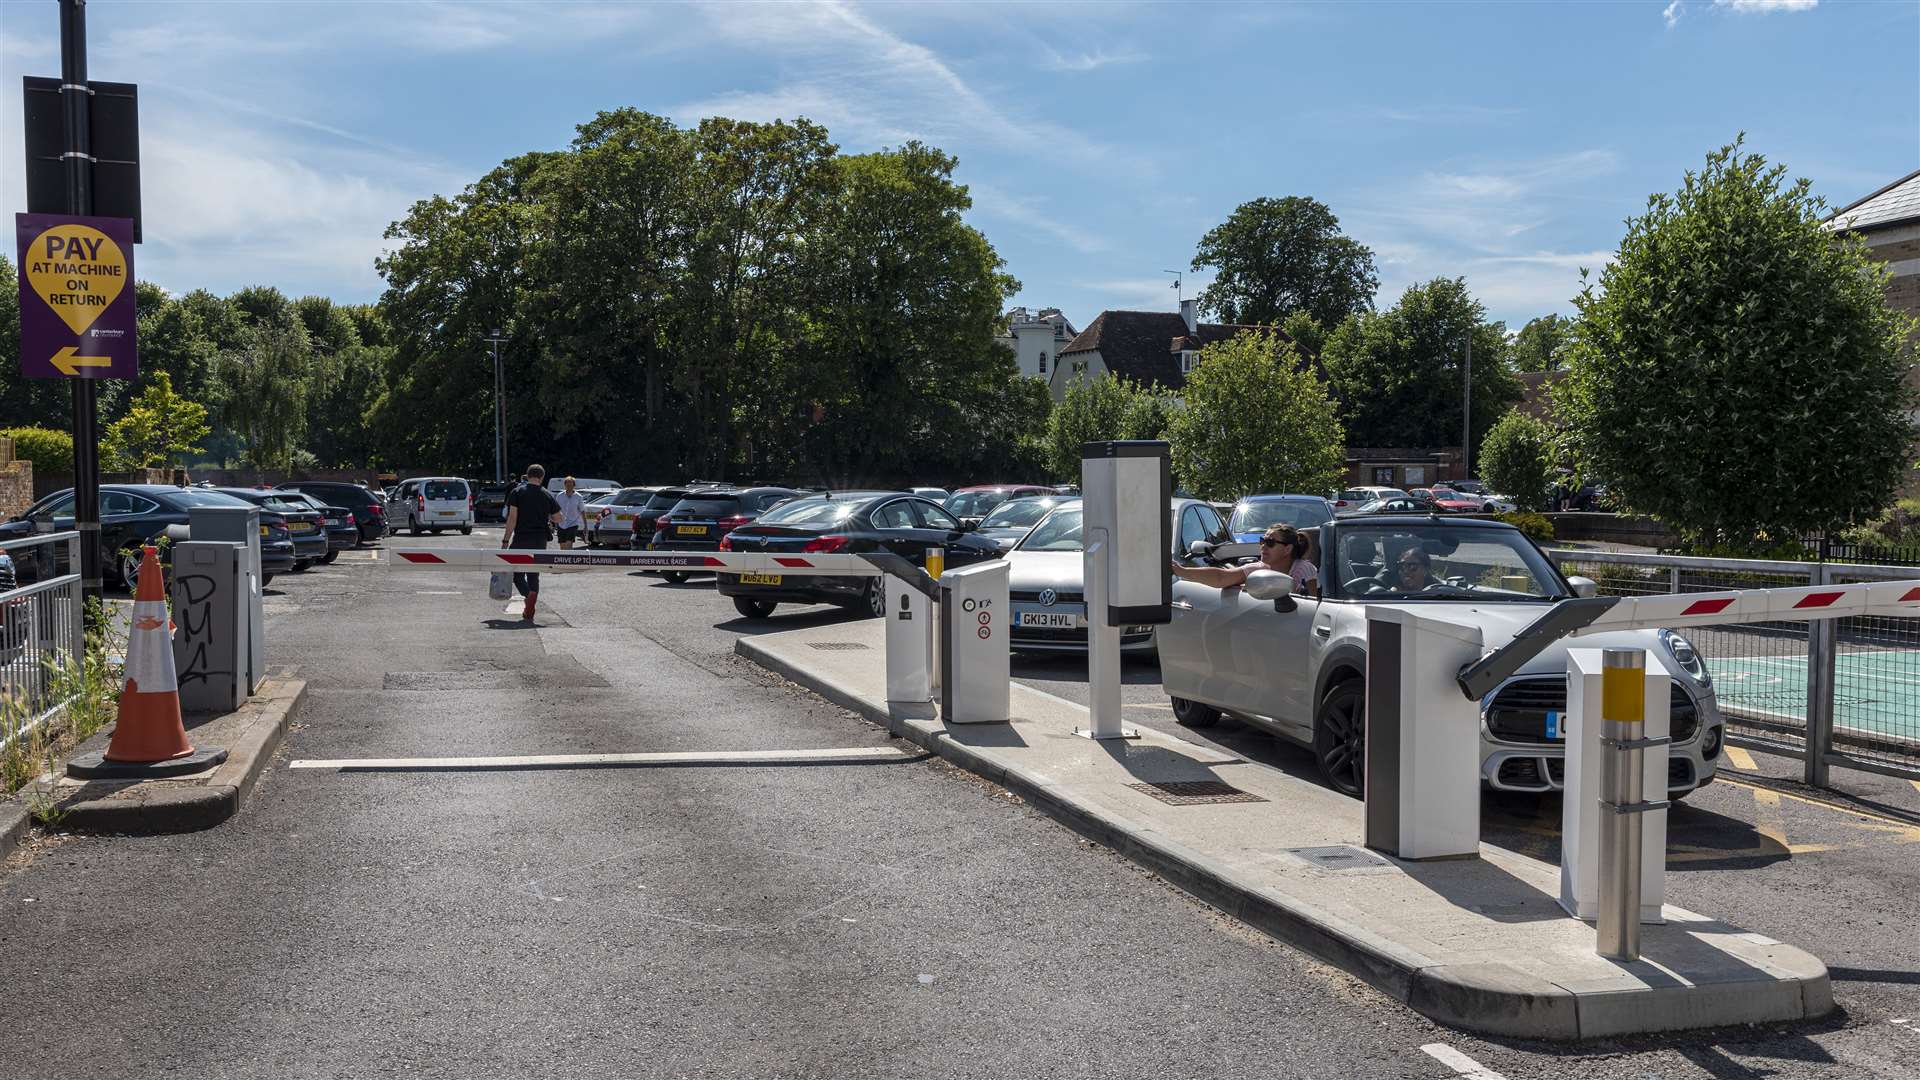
<box><xmin>1190</xmin><ymin>196</ymin><xmax>1378</xmax><ymax>328</ymax></box>
<box><xmin>1511</xmin><ymin>314</ymin><xmax>1572</xmax><ymax>373</ymax></box>
<box><xmin>1558</xmin><ymin>139</ymin><xmax>1916</xmax><ymax>543</ymax></box>
<box><xmin>1320</xmin><ymin>277</ymin><xmax>1520</xmax><ymax>464</ymax></box>
<box><xmin>1167</xmin><ymin>331</ymin><xmax>1345</xmax><ymax>502</ymax></box>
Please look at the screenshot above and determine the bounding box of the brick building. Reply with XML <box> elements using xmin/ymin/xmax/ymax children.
<box><xmin>1827</xmin><ymin>169</ymin><xmax>1920</xmax><ymax>318</ymax></box>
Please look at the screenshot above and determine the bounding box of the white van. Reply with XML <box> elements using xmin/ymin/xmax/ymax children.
<box><xmin>392</xmin><ymin>476</ymin><xmax>473</xmax><ymax>535</ymax></box>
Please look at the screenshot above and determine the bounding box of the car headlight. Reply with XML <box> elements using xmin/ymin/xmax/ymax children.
<box><xmin>1659</xmin><ymin>628</ymin><xmax>1711</xmax><ymax>687</ymax></box>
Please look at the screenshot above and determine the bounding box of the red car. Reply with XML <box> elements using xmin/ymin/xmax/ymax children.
<box><xmin>1411</xmin><ymin>487</ymin><xmax>1482</xmax><ymax>513</ymax></box>
<box><xmin>943</xmin><ymin>484</ymin><xmax>1053</xmax><ymax>525</ymax></box>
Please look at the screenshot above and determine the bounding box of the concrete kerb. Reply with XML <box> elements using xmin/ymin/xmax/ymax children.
<box><xmin>734</xmin><ymin>632</ymin><xmax>1828</xmax><ymax>1041</ymax></box>
<box><xmin>0</xmin><ymin>677</ymin><xmax>305</xmax><ymax>847</ymax></box>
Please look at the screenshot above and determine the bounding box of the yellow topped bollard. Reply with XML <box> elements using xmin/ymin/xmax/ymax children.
<box><xmin>924</xmin><ymin>547</ymin><xmax>945</xmax><ymax>580</ymax></box>
<box><xmin>1598</xmin><ymin>647</ymin><xmax>1656</xmax><ymax>961</ymax></box>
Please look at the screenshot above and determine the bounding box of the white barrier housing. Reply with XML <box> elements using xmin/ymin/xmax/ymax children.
<box><xmin>1364</xmin><ymin>607</ymin><xmax>1485</xmax><ymax>860</ymax></box>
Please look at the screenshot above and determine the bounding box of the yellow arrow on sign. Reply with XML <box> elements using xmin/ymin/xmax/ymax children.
<box><xmin>49</xmin><ymin>346</ymin><xmax>112</xmax><ymax>377</ymax></box>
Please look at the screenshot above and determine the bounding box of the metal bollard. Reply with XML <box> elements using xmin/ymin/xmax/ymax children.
<box><xmin>1596</xmin><ymin>648</ymin><xmax>1669</xmax><ymax>960</ymax></box>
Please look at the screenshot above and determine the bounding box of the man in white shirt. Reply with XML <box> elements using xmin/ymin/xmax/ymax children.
<box><xmin>553</xmin><ymin>475</ymin><xmax>588</xmax><ymax>550</ymax></box>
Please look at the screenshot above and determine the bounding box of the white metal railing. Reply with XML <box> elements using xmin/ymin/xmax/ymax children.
<box><xmin>1548</xmin><ymin>546</ymin><xmax>1920</xmax><ymax>785</ymax></box>
<box><xmin>0</xmin><ymin>531</ymin><xmax>85</xmax><ymax>755</ymax></box>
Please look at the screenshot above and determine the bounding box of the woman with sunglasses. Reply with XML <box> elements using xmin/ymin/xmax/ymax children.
<box><xmin>1170</xmin><ymin>524</ymin><xmax>1319</xmax><ymax>598</ymax></box>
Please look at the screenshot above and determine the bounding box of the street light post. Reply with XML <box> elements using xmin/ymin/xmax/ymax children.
<box><xmin>484</xmin><ymin>329</ymin><xmax>506</xmax><ymax>483</ymax></box>
<box><xmin>60</xmin><ymin>0</ymin><xmax>104</xmax><ymax>616</ymax></box>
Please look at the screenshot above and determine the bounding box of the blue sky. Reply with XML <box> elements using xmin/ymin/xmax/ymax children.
<box><xmin>2</xmin><ymin>0</ymin><xmax>1914</xmax><ymax>332</ymax></box>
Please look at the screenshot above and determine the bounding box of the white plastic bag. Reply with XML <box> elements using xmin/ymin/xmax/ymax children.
<box><xmin>489</xmin><ymin>572</ymin><xmax>513</xmax><ymax>602</ymax></box>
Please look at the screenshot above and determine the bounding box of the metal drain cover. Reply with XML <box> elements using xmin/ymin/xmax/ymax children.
<box><xmin>806</xmin><ymin>642</ymin><xmax>870</xmax><ymax>651</ymax></box>
<box><xmin>1284</xmin><ymin>845</ymin><xmax>1390</xmax><ymax>871</ymax></box>
<box><xmin>1125</xmin><ymin>780</ymin><xmax>1267</xmax><ymax>805</ymax></box>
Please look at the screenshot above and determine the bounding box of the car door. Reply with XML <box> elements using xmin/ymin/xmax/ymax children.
<box><xmin>908</xmin><ymin>499</ymin><xmax>993</xmax><ymax>567</ymax></box>
<box><xmin>99</xmin><ymin>491</ymin><xmax>155</xmax><ymax>565</ymax></box>
<box><xmin>866</xmin><ymin>498</ymin><xmax>921</xmax><ymax>561</ymax></box>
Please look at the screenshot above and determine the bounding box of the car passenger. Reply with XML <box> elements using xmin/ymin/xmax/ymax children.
<box><xmin>1170</xmin><ymin>524</ymin><xmax>1318</xmax><ymax>598</ymax></box>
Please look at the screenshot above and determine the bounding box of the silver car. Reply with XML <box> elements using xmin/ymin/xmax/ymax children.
<box><xmin>1005</xmin><ymin>497</ymin><xmax>1227</xmax><ymax>655</ymax></box>
<box><xmin>1156</xmin><ymin>516</ymin><xmax>1723</xmax><ymax>799</ymax></box>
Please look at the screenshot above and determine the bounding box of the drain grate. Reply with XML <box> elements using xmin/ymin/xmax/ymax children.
<box><xmin>1284</xmin><ymin>845</ymin><xmax>1390</xmax><ymax>871</ymax></box>
<box><xmin>806</xmin><ymin>642</ymin><xmax>870</xmax><ymax>651</ymax></box>
<box><xmin>1125</xmin><ymin>780</ymin><xmax>1267</xmax><ymax>806</ymax></box>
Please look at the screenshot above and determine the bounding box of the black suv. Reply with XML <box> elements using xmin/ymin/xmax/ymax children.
<box><xmin>278</xmin><ymin>481</ymin><xmax>387</xmax><ymax>542</ymax></box>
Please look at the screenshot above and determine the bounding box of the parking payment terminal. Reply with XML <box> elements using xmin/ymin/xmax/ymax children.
<box><xmin>938</xmin><ymin>559</ymin><xmax>1010</xmax><ymax>724</ymax></box>
<box><xmin>885</xmin><ymin>579</ymin><xmax>934</xmax><ymax>707</ymax></box>
<box><xmin>1079</xmin><ymin>440</ymin><xmax>1171</xmax><ymax>739</ymax></box>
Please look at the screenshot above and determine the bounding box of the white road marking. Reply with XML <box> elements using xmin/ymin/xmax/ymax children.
<box><xmin>1420</xmin><ymin>1043</ymin><xmax>1508</xmax><ymax>1080</ymax></box>
<box><xmin>289</xmin><ymin>746</ymin><xmax>916</xmax><ymax>771</ymax></box>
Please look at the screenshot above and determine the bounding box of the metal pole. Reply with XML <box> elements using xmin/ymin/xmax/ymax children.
<box><xmin>60</xmin><ymin>0</ymin><xmax>104</xmax><ymax>617</ymax></box>
<box><xmin>1805</xmin><ymin>562</ymin><xmax>1836</xmax><ymax>788</ymax></box>
<box><xmin>1597</xmin><ymin>647</ymin><xmax>1646</xmax><ymax>960</ymax></box>
<box><xmin>1461</xmin><ymin>334</ymin><xmax>1472</xmax><ymax>479</ymax></box>
<box><xmin>491</xmin><ymin>338</ymin><xmax>503</xmax><ymax>484</ymax></box>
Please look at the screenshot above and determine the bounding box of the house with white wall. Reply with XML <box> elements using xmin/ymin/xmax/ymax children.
<box><xmin>1048</xmin><ymin>298</ymin><xmax>1281</xmax><ymax>402</ymax></box>
<box><xmin>1000</xmin><ymin>307</ymin><xmax>1077</xmax><ymax>381</ymax></box>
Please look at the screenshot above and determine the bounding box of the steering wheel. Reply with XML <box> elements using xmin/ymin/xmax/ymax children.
<box><xmin>1343</xmin><ymin>577</ymin><xmax>1389</xmax><ymax>596</ymax></box>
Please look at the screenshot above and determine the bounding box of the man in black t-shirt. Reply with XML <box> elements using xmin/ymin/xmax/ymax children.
<box><xmin>501</xmin><ymin>463</ymin><xmax>561</xmax><ymax>621</ymax></box>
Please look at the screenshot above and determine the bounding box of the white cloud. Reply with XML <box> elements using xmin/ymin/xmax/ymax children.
<box><xmin>1041</xmin><ymin>47</ymin><xmax>1147</xmax><ymax>73</ymax></box>
<box><xmin>1715</xmin><ymin>0</ymin><xmax>1819</xmax><ymax>12</ymax></box>
<box><xmin>1664</xmin><ymin>1</ymin><xmax>1686</xmax><ymax>28</ymax></box>
<box><xmin>968</xmin><ymin>186</ymin><xmax>1109</xmax><ymax>255</ymax></box>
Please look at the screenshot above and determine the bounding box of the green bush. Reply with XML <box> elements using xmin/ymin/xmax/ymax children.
<box><xmin>3</xmin><ymin>426</ymin><xmax>74</xmax><ymax>475</ymax></box>
<box><xmin>1478</xmin><ymin>412</ymin><xmax>1554</xmax><ymax>512</ymax></box>
<box><xmin>1496</xmin><ymin>511</ymin><xmax>1555</xmax><ymax>544</ymax></box>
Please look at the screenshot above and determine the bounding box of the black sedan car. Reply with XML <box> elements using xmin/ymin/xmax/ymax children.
<box><xmin>0</xmin><ymin>484</ymin><xmax>283</xmax><ymax>587</ymax></box>
<box><xmin>213</xmin><ymin>488</ymin><xmax>329</xmax><ymax>569</ymax></box>
<box><xmin>472</xmin><ymin>482</ymin><xmax>513</xmax><ymax>523</ymax></box>
<box><xmin>278</xmin><ymin>480</ymin><xmax>387</xmax><ymax>542</ymax></box>
<box><xmin>275</xmin><ymin>490</ymin><xmax>357</xmax><ymax>561</ymax></box>
<box><xmin>648</xmin><ymin>486</ymin><xmax>800</xmax><ymax>583</ymax></box>
<box><xmin>716</xmin><ymin>491</ymin><xmax>1002</xmax><ymax>620</ymax></box>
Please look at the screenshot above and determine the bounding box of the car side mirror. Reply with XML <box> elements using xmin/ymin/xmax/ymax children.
<box><xmin>1243</xmin><ymin>569</ymin><xmax>1293</xmax><ymax>602</ymax></box>
<box><xmin>1185</xmin><ymin>540</ymin><xmax>1215</xmax><ymax>561</ymax></box>
<box><xmin>1567</xmin><ymin>575</ymin><xmax>1598</xmax><ymax>599</ymax></box>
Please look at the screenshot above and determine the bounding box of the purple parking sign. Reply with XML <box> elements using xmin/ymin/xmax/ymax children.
<box><xmin>14</xmin><ymin>213</ymin><xmax>138</xmax><ymax>379</ymax></box>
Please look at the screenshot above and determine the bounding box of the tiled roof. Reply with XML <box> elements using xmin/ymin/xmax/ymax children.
<box><xmin>1057</xmin><ymin>310</ymin><xmax>1293</xmax><ymax>391</ymax></box>
<box><xmin>1827</xmin><ymin>170</ymin><xmax>1920</xmax><ymax>233</ymax></box>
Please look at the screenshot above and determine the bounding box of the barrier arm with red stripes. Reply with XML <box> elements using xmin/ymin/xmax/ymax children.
<box><xmin>1455</xmin><ymin>577</ymin><xmax>1920</xmax><ymax>700</ymax></box>
<box><xmin>384</xmin><ymin>547</ymin><xmax>939</xmax><ymax>596</ymax></box>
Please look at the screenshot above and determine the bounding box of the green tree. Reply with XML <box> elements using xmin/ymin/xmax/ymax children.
<box><xmin>1</xmin><ymin>426</ymin><xmax>74</xmax><ymax>474</ymax></box>
<box><xmin>1280</xmin><ymin>311</ymin><xmax>1328</xmax><ymax>357</ymax></box>
<box><xmin>1320</xmin><ymin>277</ymin><xmax>1520</xmax><ymax>465</ymax></box>
<box><xmin>1044</xmin><ymin>376</ymin><xmax>1169</xmax><ymax>481</ymax></box>
<box><xmin>1477</xmin><ymin>411</ymin><xmax>1554</xmax><ymax>511</ymax></box>
<box><xmin>1558</xmin><ymin>138</ymin><xmax>1917</xmax><ymax>543</ymax></box>
<box><xmin>1191</xmin><ymin>196</ymin><xmax>1378</xmax><ymax>328</ymax></box>
<box><xmin>1167</xmin><ymin>331</ymin><xmax>1345</xmax><ymax>501</ymax></box>
<box><xmin>215</xmin><ymin>310</ymin><xmax>312</xmax><ymax>470</ymax></box>
<box><xmin>100</xmin><ymin>372</ymin><xmax>211</xmax><ymax>470</ymax></box>
<box><xmin>1511</xmin><ymin>314</ymin><xmax>1572</xmax><ymax>373</ymax></box>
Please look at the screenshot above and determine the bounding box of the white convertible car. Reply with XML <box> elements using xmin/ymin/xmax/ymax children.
<box><xmin>1156</xmin><ymin>515</ymin><xmax>1724</xmax><ymax>799</ymax></box>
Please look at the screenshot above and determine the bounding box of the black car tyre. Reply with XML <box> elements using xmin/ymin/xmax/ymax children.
<box><xmin>409</xmin><ymin>518</ymin><xmax>422</xmax><ymax>536</ymax></box>
<box><xmin>586</xmin><ymin>535</ymin><xmax>599</xmax><ymax>549</ymax></box>
<box><xmin>1170</xmin><ymin>696</ymin><xmax>1221</xmax><ymax>728</ymax></box>
<box><xmin>460</xmin><ymin>525</ymin><xmax>472</xmax><ymax>536</ymax></box>
<box><xmin>1314</xmin><ymin>679</ymin><xmax>1366</xmax><ymax>798</ymax></box>
<box><xmin>733</xmin><ymin>597</ymin><xmax>776</xmax><ymax>620</ymax></box>
<box><xmin>321</xmin><ymin>550</ymin><xmax>339</xmax><ymax>565</ymax></box>
<box><xmin>293</xmin><ymin>559</ymin><xmax>311</xmax><ymax>573</ymax></box>
<box><xmin>262</xmin><ymin>573</ymin><xmax>274</xmax><ymax>586</ymax></box>
<box><xmin>662</xmin><ymin>571</ymin><xmax>691</xmax><ymax>584</ymax></box>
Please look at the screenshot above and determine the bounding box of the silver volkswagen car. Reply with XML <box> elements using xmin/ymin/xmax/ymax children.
<box><xmin>1156</xmin><ymin>516</ymin><xmax>1724</xmax><ymax>799</ymax></box>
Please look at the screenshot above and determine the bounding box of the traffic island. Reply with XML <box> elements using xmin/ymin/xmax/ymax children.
<box><xmin>3</xmin><ymin>677</ymin><xmax>305</xmax><ymax>842</ymax></box>
<box><xmin>738</xmin><ymin>619</ymin><xmax>1832</xmax><ymax>1041</ymax></box>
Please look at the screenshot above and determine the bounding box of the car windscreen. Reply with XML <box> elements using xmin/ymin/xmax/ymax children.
<box><xmin>1017</xmin><ymin>507</ymin><xmax>1084</xmax><ymax>552</ymax></box>
<box><xmin>260</xmin><ymin>497</ymin><xmax>314</xmax><ymax>515</ymax></box>
<box><xmin>946</xmin><ymin>490</ymin><xmax>1009</xmax><ymax>519</ymax></box>
<box><xmin>1334</xmin><ymin>527</ymin><xmax>1566</xmax><ymax>601</ymax></box>
<box><xmin>979</xmin><ymin>498</ymin><xmax>1062</xmax><ymax>530</ymax></box>
<box><xmin>671</xmin><ymin>496</ymin><xmax>742</xmax><ymax>518</ymax></box>
<box><xmin>425</xmin><ymin>481</ymin><xmax>466</xmax><ymax>500</ymax></box>
<box><xmin>756</xmin><ymin>497</ymin><xmax>859</xmax><ymax>527</ymax></box>
<box><xmin>169</xmin><ymin>490</ymin><xmax>253</xmax><ymax>509</ymax></box>
<box><xmin>1231</xmin><ymin>500</ymin><xmax>1331</xmax><ymax>533</ymax></box>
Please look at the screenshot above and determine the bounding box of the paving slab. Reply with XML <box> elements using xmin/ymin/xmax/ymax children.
<box><xmin>737</xmin><ymin>617</ymin><xmax>1832</xmax><ymax>1040</ymax></box>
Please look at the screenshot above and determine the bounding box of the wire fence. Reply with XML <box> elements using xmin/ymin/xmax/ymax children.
<box><xmin>0</xmin><ymin>532</ymin><xmax>85</xmax><ymax>756</ymax></box>
<box><xmin>1548</xmin><ymin>547</ymin><xmax>1920</xmax><ymax>785</ymax></box>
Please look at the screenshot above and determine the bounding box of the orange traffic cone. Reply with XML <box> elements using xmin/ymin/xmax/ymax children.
<box><xmin>67</xmin><ymin>546</ymin><xmax>228</xmax><ymax>781</ymax></box>
<box><xmin>104</xmin><ymin>545</ymin><xmax>192</xmax><ymax>762</ymax></box>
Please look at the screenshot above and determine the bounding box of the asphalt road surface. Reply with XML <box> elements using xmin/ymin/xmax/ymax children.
<box><xmin>3</xmin><ymin>526</ymin><xmax>1917</xmax><ymax>1079</ymax></box>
